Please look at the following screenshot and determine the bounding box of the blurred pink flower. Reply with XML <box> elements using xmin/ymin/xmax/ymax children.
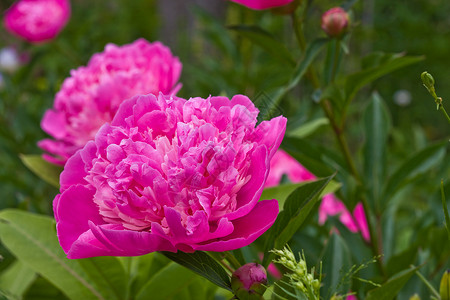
<box><xmin>321</xmin><ymin>7</ymin><xmax>349</xmax><ymax>38</ymax></box>
<box><xmin>229</xmin><ymin>0</ymin><xmax>294</xmax><ymax>10</ymax></box>
<box><xmin>54</xmin><ymin>93</ymin><xmax>286</xmax><ymax>258</ymax></box>
<box><xmin>265</xmin><ymin>150</ymin><xmax>370</xmax><ymax>241</ymax></box>
<box><xmin>39</xmin><ymin>39</ymin><xmax>182</xmax><ymax>165</ymax></box>
<box><xmin>3</xmin><ymin>0</ymin><xmax>70</xmax><ymax>43</ymax></box>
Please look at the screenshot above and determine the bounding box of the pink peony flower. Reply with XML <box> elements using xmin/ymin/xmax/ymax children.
<box><xmin>265</xmin><ymin>150</ymin><xmax>370</xmax><ymax>241</ymax></box>
<box><xmin>3</xmin><ymin>0</ymin><xmax>70</xmax><ymax>43</ymax></box>
<box><xmin>54</xmin><ymin>93</ymin><xmax>287</xmax><ymax>258</ymax></box>
<box><xmin>321</xmin><ymin>7</ymin><xmax>349</xmax><ymax>38</ymax></box>
<box><xmin>39</xmin><ymin>39</ymin><xmax>182</xmax><ymax>165</ymax></box>
<box><xmin>229</xmin><ymin>0</ymin><xmax>294</xmax><ymax>10</ymax></box>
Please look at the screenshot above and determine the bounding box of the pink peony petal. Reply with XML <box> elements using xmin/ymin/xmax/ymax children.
<box><xmin>229</xmin><ymin>0</ymin><xmax>294</xmax><ymax>10</ymax></box>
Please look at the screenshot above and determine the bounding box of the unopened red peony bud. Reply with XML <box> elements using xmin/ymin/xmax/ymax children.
<box><xmin>231</xmin><ymin>263</ymin><xmax>268</xmax><ymax>300</ymax></box>
<box><xmin>321</xmin><ymin>7</ymin><xmax>349</xmax><ymax>38</ymax></box>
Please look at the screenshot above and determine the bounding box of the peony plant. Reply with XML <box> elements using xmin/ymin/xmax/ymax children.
<box><xmin>229</xmin><ymin>0</ymin><xmax>294</xmax><ymax>10</ymax></box>
<box><xmin>39</xmin><ymin>39</ymin><xmax>182</xmax><ymax>164</ymax></box>
<box><xmin>54</xmin><ymin>93</ymin><xmax>286</xmax><ymax>258</ymax></box>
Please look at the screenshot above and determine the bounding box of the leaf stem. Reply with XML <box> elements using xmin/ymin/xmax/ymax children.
<box><xmin>415</xmin><ymin>269</ymin><xmax>441</xmax><ymax>299</ymax></box>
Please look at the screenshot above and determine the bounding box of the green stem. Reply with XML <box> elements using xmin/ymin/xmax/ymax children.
<box><xmin>224</xmin><ymin>251</ymin><xmax>242</xmax><ymax>270</ymax></box>
<box><xmin>415</xmin><ymin>270</ymin><xmax>441</xmax><ymax>299</ymax></box>
<box><xmin>290</xmin><ymin>9</ymin><xmax>386</xmax><ymax>277</ymax></box>
<box><xmin>439</xmin><ymin>105</ymin><xmax>450</xmax><ymax>124</ymax></box>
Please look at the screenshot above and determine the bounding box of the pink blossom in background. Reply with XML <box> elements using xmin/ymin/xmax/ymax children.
<box><xmin>39</xmin><ymin>39</ymin><xmax>182</xmax><ymax>165</ymax></box>
<box><xmin>229</xmin><ymin>0</ymin><xmax>294</xmax><ymax>10</ymax></box>
<box><xmin>54</xmin><ymin>93</ymin><xmax>286</xmax><ymax>258</ymax></box>
<box><xmin>3</xmin><ymin>0</ymin><xmax>70</xmax><ymax>43</ymax></box>
<box><xmin>265</xmin><ymin>150</ymin><xmax>370</xmax><ymax>241</ymax></box>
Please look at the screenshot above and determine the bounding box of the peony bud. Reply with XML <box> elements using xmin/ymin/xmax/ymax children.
<box><xmin>231</xmin><ymin>263</ymin><xmax>267</xmax><ymax>300</ymax></box>
<box><xmin>321</xmin><ymin>7</ymin><xmax>349</xmax><ymax>38</ymax></box>
<box><xmin>440</xmin><ymin>270</ymin><xmax>450</xmax><ymax>300</ymax></box>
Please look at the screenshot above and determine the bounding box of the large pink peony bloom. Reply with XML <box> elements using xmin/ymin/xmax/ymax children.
<box><xmin>39</xmin><ymin>39</ymin><xmax>182</xmax><ymax>165</ymax></box>
<box><xmin>3</xmin><ymin>0</ymin><xmax>70</xmax><ymax>43</ymax></box>
<box><xmin>229</xmin><ymin>0</ymin><xmax>294</xmax><ymax>10</ymax></box>
<box><xmin>265</xmin><ymin>150</ymin><xmax>370</xmax><ymax>241</ymax></box>
<box><xmin>54</xmin><ymin>93</ymin><xmax>287</xmax><ymax>258</ymax></box>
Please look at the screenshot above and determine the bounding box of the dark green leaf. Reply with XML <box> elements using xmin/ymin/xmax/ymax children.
<box><xmin>344</xmin><ymin>53</ymin><xmax>424</xmax><ymax>104</ymax></box>
<box><xmin>363</xmin><ymin>92</ymin><xmax>391</xmax><ymax>212</ymax></box>
<box><xmin>262</xmin><ymin>175</ymin><xmax>335</xmax><ymax>266</ymax></box>
<box><xmin>385</xmin><ymin>247</ymin><xmax>418</xmax><ymax>277</ymax></box>
<box><xmin>271</xmin><ymin>38</ymin><xmax>330</xmax><ymax>107</ymax></box>
<box><xmin>136</xmin><ymin>262</ymin><xmax>198</xmax><ymax>300</ymax></box>
<box><xmin>20</xmin><ymin>154</ymin><xmax>62</xmax><ymax>188</ymax></box>
<box><xmin>320</xmin><ymin>234</ymin><xmax>352</xmax><ymax>299</ymax></box>
<box><xmin>0</xmin><ymin>209</ymin><xmax>106</xmax><ymax>300</ymax></box>
<box><xmin>366</xmin><ymin>266</ymin><xmax>419</xmax><ymax>300</ymax></box>
<box><xmin>382</xmin><ymin>141</ymin><xmax>447</xmax><ymax>202</ymax></box>
<box><xmin>160</xmin><ymin>251</ymin><xmax>232</xmax><ymax>291</ymax></box>
<box><xmin>228</xmin><ymin>25</ymin><xmax>296</xmax><ymax>66</ymax></box>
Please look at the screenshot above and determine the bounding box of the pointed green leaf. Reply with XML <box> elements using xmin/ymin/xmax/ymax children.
<box><xmin>363</xmin><ymin>92</ymin><xmax>391</xmax><ymax>212</ymax></box>
<box><xmin>262</xmin><ymin>175</ymin><xmax>335</xmax><ymax>266</ymax></box>
<box><xmin>366</xmin><ymin>266</ymin><xmax>419</xmax><ymax>300</ymax></box>
<box><xmin>344</xmin><ymin>53</ymin><xmax>424</xmax><ymax>104</ymax></box>
<box><xmin>160</xmin><ymin>251</ymin><xmax>232</xmax><ymax>291</ymax></box>
<box><xmin>382</xmin><ymin>141</ymin><xmax>447</xmax><ymax>201</ymax></box>
<box><xmin>228</xmin><ymin>25</ymin><xmax>296</xmax><ymax>66</ymax></box>
<box><xmin>0</xmin><ymin>209</ymin><xmax>106</xmax><ymax>300</ymax></box>
<box><xmin>20</xmin><ymin>154</ymin><xmax>62</xmax><ymax>188</ymax></box>
<box><xmin>287</xmin><ymin>118</ymin><xmax>329</xmax><ymax>139</ymax></box>
<box><xmin>320</xmin><ymin>233</ymin><xmax>352</xmax><ymax>299</ymax></box>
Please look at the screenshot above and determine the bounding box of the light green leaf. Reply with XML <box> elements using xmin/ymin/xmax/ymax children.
<box><xmin>228</xmin><ymin>25</ymin><xmax>296</xmax><ymax>66</ymax></box>
<box><xmin>262</xmin><ymin>175</ymin><xmax>335</xmax><ymax>266</ymax></box>
<box><xmin>261</xmin><ymin>180</ymin><xmax>341</xmax><ymax>209</ymax></box>
<box><xmin>20</xmin><ymin>154</ymin><xmax>62</xmax><ymax>188</ymax></box>
<box><xmin>366</xmin><ymin>266</ymin><xmax>419</xmax><ymax>300</ymax></box>
<box><xmin>287</xmin><ymin>118</ymin><xmax>329</xmax><ymax>139</ymax></box>
<box><xmin>0</xmin><ymin>209</ymin><xmax>105</xmax><ymax>300</ymax></box>
<box><xmin>363</xmin><ymin>92</ymin><xmax>391</xmax><ymax>212</ymax></box>
<box><xmin>0</xmin><ymin>260</ymin><xmax>36</xmax><ymax>297</ymax></box>
<box><xmin>136</xmin><ymin>262</ymin><xmax>198</xmax><ymax>300</ymax></box>
<box><xmin>160</xmin><ymin>251</ymin><xmax>232</xmax><ymax>291</ymax></box>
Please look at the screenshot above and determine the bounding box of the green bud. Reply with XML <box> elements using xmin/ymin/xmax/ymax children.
<box><xmin>440</xmin><ymin>270</ymin><xmax>450</xmax><ymax>300</ymax></box>
<box><xmin>421</xmin><ymin>71</ymin><xmax>435</xmax><ymax>89</ymax></box>
<box><xmin>409</xmin><ymin>293</ymin><xmax>421</xmax><ymax>300</ymax></box>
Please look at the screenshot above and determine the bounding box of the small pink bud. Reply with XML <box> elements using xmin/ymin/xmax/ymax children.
<box><xmin>231</xmin><ymin>263</ymin><xmax>267</xmax><ymax>299</ymax></box>
<box><xmin>321</xmin><ymin>7</ymin><xmax>349</xmax><ymax>38</ymax></box>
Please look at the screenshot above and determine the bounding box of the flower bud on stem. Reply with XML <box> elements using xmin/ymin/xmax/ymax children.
<box><xmin>421</xmin><ymin>71</ymin><xmax>450</xmax><ymax>124</ymax></box>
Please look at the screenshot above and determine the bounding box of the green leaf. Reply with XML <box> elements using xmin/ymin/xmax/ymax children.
<box><xmin>228</xmin><ymin>25</ymin><xmax>296</xmax><ymax>66</ymax></box>
<box><xmin>254</xmin><ymin>91</ymin><xmax>285</xmax><ymax>123</ymax></box>
<box><xmin>78</xmin><ymin>257</ymin><xmax>127</xmax><ymax>300</ymax></box>
<box><xmin>344</xmin><ymin>53</ymin><xmax>424</xmax><ymax>104</ymax></box>
<box><xmin>385</xmin><ymin>247</ymin><xmax>418</xmax><ymax>277</ymax></box>
<box><xmin>20</xmin><ymin>154</ymin><xmax>62</xmax><ymax>188</ymax></box>
<box><xmin>271</xmin><ymin>38</ymin><xmax>330</xmax><ymax>106</ymax></box>
<box><xmin>262</xmin><ymin>175</ymin><xmax>335</xmax><ymax>266</ymax></box>
<box><xmin>136</xmin><ymin>262</ymin><xmax>198</xmax><ymax>300</ymax></box>
<box><xmin>261</xmin><ymin>180</ymin><xmax>341</xmax><ymax>209</ymax></box>
<box><xmin>363</xmin><ymin>92</ymin><xmax>391</xmax><ymax>212</ymax></box>
<box><xmin>287</xmin><ymin>118</ymin><xmax>329</xmax><ymax>139</ymax></box>
<box><xmin>0</xmin><ymin>209</ymin><xmax>106</xmax><ymax>300</ymax></box>
<box><xmin>366</xmin><ymin>266</ymin><xmax>419</xmax><ymax>300</ymax></box>
<box><xmin>0</xmin><ymin>260</ymin><xmax>36</xmax><ymax>298</ymax></box>
<box><xmin>382</xmin><ymin>141</ymin><xmax>447</xmax><ymax>202</ymax></box>
<box><xmin>320</xmin><ymin>233</ymin><xmax>352</xmax><ymax>299</ymax></box>
<box><xmin>160</xmin><ymin>251</ymin><xmax>232</xmax><ymax>291</ymax></box>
